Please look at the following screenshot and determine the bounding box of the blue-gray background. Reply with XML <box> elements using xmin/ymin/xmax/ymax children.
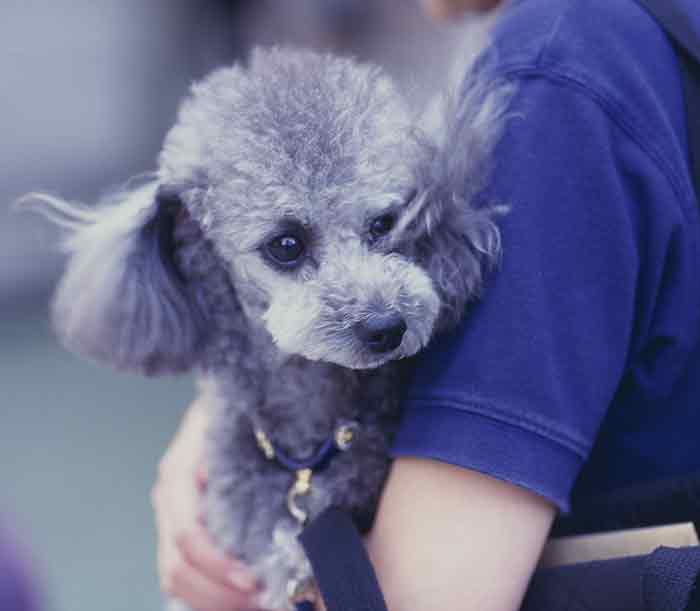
<box><xmin>0</xmin><ymin>2</ymin><xmax>463</xmax><ymax>609</ymax></box>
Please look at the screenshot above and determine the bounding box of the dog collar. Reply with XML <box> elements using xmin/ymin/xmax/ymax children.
<box><xmin>254</xmin><ymin>420</ymin><xmax>359</xmax><ymax>525</ymax></box>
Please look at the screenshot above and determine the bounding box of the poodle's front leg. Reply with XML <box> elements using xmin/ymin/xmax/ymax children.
<box><xmin>199</xmin><ymin>372</ymin><xmax>263</xmax><ymax>557</ymax></box>
<box><xmin>162</xmin><ymin>375</ymin><xmax>260</xmax><ymax>611</ymax></box>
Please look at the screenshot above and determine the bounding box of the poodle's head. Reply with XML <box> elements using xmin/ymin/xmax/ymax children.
<box><xmin>33</xmin><ymin>47</ymin><xmax>511</xmax><ymax>374</ymax></box>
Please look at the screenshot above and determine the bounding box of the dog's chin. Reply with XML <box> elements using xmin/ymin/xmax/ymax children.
<box><xmin>324</xmin><ymin>352</ymin><xmax>397</xmax><ymax>371</ymax></box>
<box><xmin>292</xmin><ymin>336</ymin><xmax>427</xmax><ymax>371</ymax></box>
<box><xmin>307</xmin><ymin>351</ymin><xmax>398</xmax><ymax>371</ymax></box>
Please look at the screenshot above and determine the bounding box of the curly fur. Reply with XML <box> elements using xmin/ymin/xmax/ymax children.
<box><xmin>27</xmin><ymin>47</ymin><xmax>513</xmax><ymax>610</ymax></box>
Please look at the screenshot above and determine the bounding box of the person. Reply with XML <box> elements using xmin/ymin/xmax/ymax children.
<box><xmin>150</xmin><ymin>0</ymin><xmax>700</xmax><ymax>609</ymax></box>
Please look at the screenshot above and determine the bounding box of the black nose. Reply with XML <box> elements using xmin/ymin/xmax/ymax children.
<box><xmin>357</xmin><ymin>313</ymin><xmax>407</xmax><ymax>353</ymax></box>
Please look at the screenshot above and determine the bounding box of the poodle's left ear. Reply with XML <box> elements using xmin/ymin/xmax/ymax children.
<box><xmin>29</xmin><ymin>182</ymin><xmax>206</xmax><ymax>375</ymax></box>
<box><xmin>409</xmin><ymin>70</ymin><xmax>516</xmax><ymax>331</ymax></box>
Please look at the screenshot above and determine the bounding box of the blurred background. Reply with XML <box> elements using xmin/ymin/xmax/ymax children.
<box><xmin>0</xmin><ymin>2</ymin><xmax>480</xmax><ymax>609</ymax></box>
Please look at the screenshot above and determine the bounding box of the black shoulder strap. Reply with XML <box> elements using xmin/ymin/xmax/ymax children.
<box><xmin>299</xmin><ymin>507</ymin><xmax>389</xmax><ymax>611</ymax></box>
<box><xmin>636</xmin><ymin>0</ymin><xmax>700</xmax><ymax>205</ymax></box>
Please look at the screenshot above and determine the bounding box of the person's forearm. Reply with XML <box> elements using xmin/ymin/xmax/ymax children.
<box><xmin>366</xmin><ymin>458</ymin><xmax>555</xmax><ymax>611</ymax></box>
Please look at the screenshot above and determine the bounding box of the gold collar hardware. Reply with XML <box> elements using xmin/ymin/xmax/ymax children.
<box><xmin>253</xmin><ymin>423</ymin><xmax>358</xmax><ymax>609</ymax></box>
<box><xmin>253</xmin><ymin>420</ymin><xmax>360</xmax><ymax>525</ymax></box>
<box><xmin>288</xmin><ymin>468</ymin><xmax>313</xmax><ymax>524</ymax></box>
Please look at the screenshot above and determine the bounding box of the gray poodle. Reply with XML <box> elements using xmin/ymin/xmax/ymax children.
<box><xmin>31</xmin><ymin>47</ymin><xmax>511</xmax><ymax>610</ymax></box>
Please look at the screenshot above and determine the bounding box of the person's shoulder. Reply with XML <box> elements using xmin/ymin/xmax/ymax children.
<box><xmin>490</xmin><ymin>0</ymin><xmax>674</xmax><ymax>77</ymax></box>
<box><xmin>479</xmin><ymin>0</ymin><xmax>693</xmax><ymax>211</ymax></box>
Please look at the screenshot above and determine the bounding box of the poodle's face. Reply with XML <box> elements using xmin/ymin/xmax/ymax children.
<box><xmin>218</xmin><ymin>186</ymin><xmax>441</xmax><ymax>370</ymax></box>
<box><xmin>40</xmin><ymin>47</ymin><xmax>506</xmax><ymax>376</ymax></box>
<box><xmin>163</xmin><ymin>50</ymin><xmax>440</xmax><ymax>369</ymax></box>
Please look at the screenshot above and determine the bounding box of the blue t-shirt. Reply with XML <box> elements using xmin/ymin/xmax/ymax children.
<box><xmin>393</xmin><ymin>0</ymin><xmax>700</xmax><ymax>512</ymax></box>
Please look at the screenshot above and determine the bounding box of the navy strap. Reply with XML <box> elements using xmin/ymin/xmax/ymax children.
<box><xmin>635</xmin><ymin>0</ymin><xmax>700</xmax><ymax>206</ymax></box>
<box><xmin>298</xmin><ymin>507</ymin><xmax>388</xmax><ymax>611</ymax></box>
<box><xmin>521</xmin><ymin>546</ymin><xmax>700</xmax><ymax>611</ymax></box>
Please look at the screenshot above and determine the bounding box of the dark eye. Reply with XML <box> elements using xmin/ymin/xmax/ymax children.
<box><xmin>265</xmin><ymin>234</ymin><xmax>305</xmax><ymax>267</ymax></box>
<box><xmin>369</xmin><ymin>213</ymin><xmax>396</xmax><ymax>240</ymax></box>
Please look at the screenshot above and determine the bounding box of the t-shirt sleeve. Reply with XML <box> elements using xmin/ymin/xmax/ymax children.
<box><xmin>392</xmin><ymin>75</ymin><xmax>682</xmax><ymax>512</ymax></box>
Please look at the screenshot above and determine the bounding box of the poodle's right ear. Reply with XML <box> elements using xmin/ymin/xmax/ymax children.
<box><xmin>28</xmin><ymin>182</ymin><xmax>206</xmax><ymax>375</ymax></box>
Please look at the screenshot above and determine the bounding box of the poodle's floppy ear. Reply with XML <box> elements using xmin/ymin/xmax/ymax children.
<box><xmin>28</xmin><ymin>182</ymin><xmax>206</xmax><ymax>375</ymax></box>
<box><xmin>407</xmin><ymin>66</ymin><xmax>516</xmax><ymax>330</ymax></box>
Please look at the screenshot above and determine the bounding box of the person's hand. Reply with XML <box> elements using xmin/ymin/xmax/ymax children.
<box><xmin>151</xmin><ymin>399</ymin><xmax>260</xmax><ymax>611</ymax></box>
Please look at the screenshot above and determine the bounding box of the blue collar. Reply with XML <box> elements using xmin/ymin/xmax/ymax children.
<box><xmin>254</xmin><ymin>420</ymin><xmax>359</xmax><ymax>473</ymax></box>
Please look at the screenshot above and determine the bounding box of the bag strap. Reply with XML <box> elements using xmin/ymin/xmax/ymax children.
<box><xmin>298</xmin><ymin>507</ymin><xmax>388</xmax><ymax>611</ymax></box>
<box><xmin>636</xmin><ymin>0</ymin><xmax>700</xmax><ymax>204</ymax></box>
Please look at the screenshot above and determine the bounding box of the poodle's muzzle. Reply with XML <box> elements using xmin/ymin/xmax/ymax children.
<box><xmin>262</xmin><ymin>244</ymin><xmax>441</xmax><ymax>370</ymax></box>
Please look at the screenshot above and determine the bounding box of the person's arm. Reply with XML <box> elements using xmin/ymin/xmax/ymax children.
<box><xmin>153</xmin><ymin>404</ymin><xmax>553</xmax><ymax>611</ymax></box>
<box><xmin>367</xmin><ymin>457</ymin><xmax>555</xmax><ymax>611</ymax></box>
